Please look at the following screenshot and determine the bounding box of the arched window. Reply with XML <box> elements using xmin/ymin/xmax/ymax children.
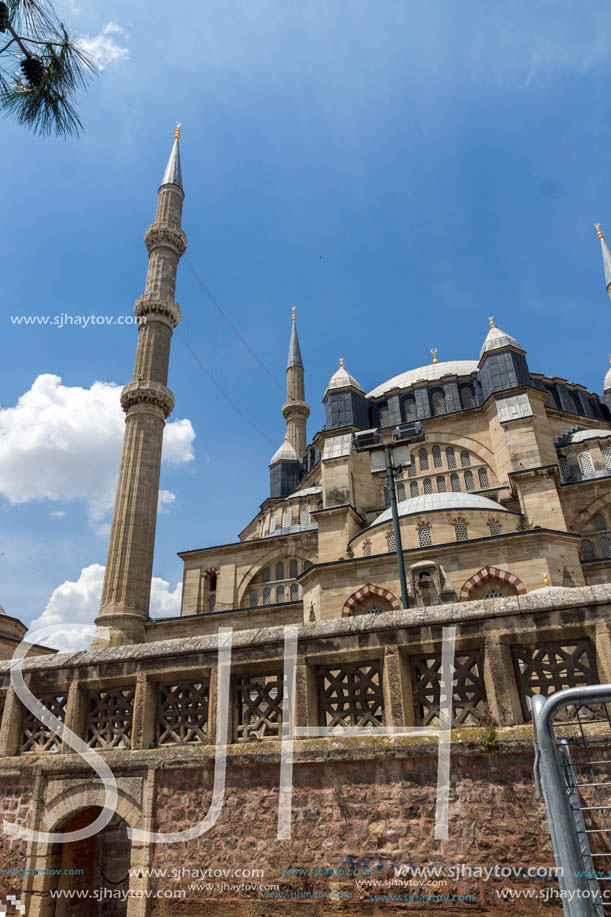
<box><xmin>403</xmin><ymin>396</ymin><xmax>416</xmax><ymax>421</ymax></box>
<box><xmin>460</xmin><ymin>385</ymin><xmax>475</xmax><ymax>410</ymax></box>
<box><xmin>408</xmin><ymin>462</ymin><xmax>417</xmax><ymax>478</ymax></box>
<box><xmin>263</xmin><ymin>587</ymin><xmax>272</xmax><ymax>605</ymax></box>
<box><xmin>478</xmin><ymin>467</ymin><xmax>489</xmax><ymax>489</ymax></box>
<box><xmin>437</xmin><ymin>476</ymin><xmax>447</xmax><ymax>493</ymax></box>
<box><xmin>446</xmin><ymin>447</ymin><xmax>456</xmax><ymax>469</ymax></box>
<box><xmin>362</xmin><ymin>539</ymin><xmax>372</xmax><ymax>556</ymax></box>
<box><xmin>289</xmin><ymin>558</ymin><xmax>299</xmax><ymax>578</ymax></box>
<box><xmin>269</xmin><ymin>514</ymin><xmax>277</xmax><ymax>533</ymax></box>
<box><xmin>431</xmin><ymin>389</ymin><xmax>445</xmax><ymax>416</ymax></box>
<box><xmin>383</xmin><ymin>485</ymin><xmax>390</xmax><ymax>506</ymax></box>
<box><xmin>488</xmin><ymin>520</ymin><xmax>501</xmax><ymax>536</ymax></box>
<box><xmin>418</xmin><ymin>524</ymin><xmax>432</xmax><ymax>547</ymax></box>
<box><xmin>423</xmin><ymin>478</ymin><xmax>433</xmax><ymax>495</ymax></box>
<box><xmin>300</xmin><ymin>504</ymin><xmax>311</xmax><ymax>525</ymax></box>
<box><xmin>262</xmin><ymin>567</ymin><xmax>270</xmax><ymax>583</ymax></box>
<box><xmin>250</xmin><ymin>589</ymin><xmax>258</xmax><ymax>607</ymax></box>
<box><xmin>282</xmin><ymin>506</ymin><xmax>292</xmax><ymax>528</ymax></box>
<box><xmin>594</xmin><ymin>514</ymin><xmax>607</xmax><ymax>531</ymax></box>
<box><xmin>578</xmin><ymin>452</ymin><xmax>594</xmax><ymax>475</ymax></box>
<box><xmin>454</xmin><ymin>521</ymin><xmax>468</xmax><ymax>541</ymax></box>
<box><xmin>432</xmin><ymin>446</ymin><xmax>442</xmax><ymax>468</ymax></box>
<box><xmin>581</xmin><ymin>540</ymin><xmax>595</xmax><ymax>561</ymax></box>
<box><xmin>379</xmin><ymin>402</ymin><xmax>390</xmax><ymax>427</ymax></box>
<box><xmin>290</xmin><ymin>583</ymin><xmax>299</xmax><ymax>601</ymax></box>
<box><xmin>397</xmin><ymin>483</ymin><xmax>406</xmax><ymax>501</ymax></box>
<box><xmin>450</xmin><ymin>472</ymin><xmax>460</xmax><ymax>492</ymax></box>
<box><xmin>276</xmin><ymin>585</ymin><xmax>285</xmax><ymax>603</ymax></box>
<box><xmin>275</xmin><ymin>562</ymin><xmax>284</xmax><ymax>581</ymax></box>
<box><xmin>601</xmin><ymin>535</ymin><xmax>611</xmax><ymax>558</ymax></box>
<box><xmin>410</xmin><ymin>481</ymin><xmax>419</xmax><ymax>497</ymax></box>
<box><xmin>460</xmin><ymin>450</ymin><xmax>471</xmax><ymax>467</ymax></box>
<box><xmin>545</xmin><ymin>385</ymin><xmax>560</xmax><ymax>410</ymax></box>
<box><xmin>464</xmin><ymin>470</ymin><xmax>475</xmax><ymax>491</ymax></box>
<box><xmin>558</xmin><ymin>454</ymin><xmax>569</xmax><ymax>479</ymax></box>
<box><xmin>569</xmin><ymin>390</ymin><xmax>582</xmax><ymax>415</ymax></box>
<box><xmin>419</xmin><ymin>448</ymin><xmax>429</xmax><ymax>471</ymax></box>
<box><xmin>387</xmin><ymin>532</ymin><xmax>396</xmax><ymax>551</ymax></box>
<box><xmin>603</xmin><ymin>447</ymin><xmax>611</xmax><ymax>471</ymax></box>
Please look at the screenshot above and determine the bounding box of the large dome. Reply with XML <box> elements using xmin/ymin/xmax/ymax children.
<box><xmin>372</xmin><ymin>492</ymin><xmax>511</xmax><ymax>525</ymax></box>
<box><xmin>366</xmin><ymin>360</ymin><xmax>478</xmax><ymax>399</ymax></box>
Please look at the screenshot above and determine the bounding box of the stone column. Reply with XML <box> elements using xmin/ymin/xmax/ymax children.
<box><xmin>132</xmin><ymin>672</ymin><xmax>156</xmax><ymax>751</ymax></box>
<box><xmin>382</xmin><ymin>646</ymin><xmax>415</xmax><ymax>727</ymax></box>
<box><xmin>0</xmin><ymin>686</ymin><xmax>23</xmax><ymax>757</ymax></box>
<box><xmin>295</xmin><ymin>659</ymin><xmax>318</xmax><ymax>731</ymax></box>
<box><xmin>483</xmin><ymin>635</ymin><xmax>523</xmax><ymax>725</ymax></box>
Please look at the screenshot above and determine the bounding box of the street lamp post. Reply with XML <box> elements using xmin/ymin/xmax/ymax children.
<box><xmin>353</xmin><ymin>422</ymin><xmax>425</xmax><ymax>613</ymax></box>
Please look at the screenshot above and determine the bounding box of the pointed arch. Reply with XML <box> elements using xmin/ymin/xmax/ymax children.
<box><xmin>460</xmin><ymin>566</ymin><xmax>527</xmax><ymax>601</ymax></box>
<box><xmin>342</xmin><ymin>583</ymin><xmax>401</xmax><ymax>617</ymax></box>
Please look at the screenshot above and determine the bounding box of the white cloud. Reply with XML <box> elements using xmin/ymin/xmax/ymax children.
<box><xmin>28</xmin><ymin>563</ymin><xmax>182</xmax><ymax>652</ymax></box>
<box><xmin>158</xmin><ymin>489</ymin><xmax>176</xmax><ymax>514</ymax></box>
<box><xmin>49</xmin><ymin>510</ymin><xmax>65</xmax><ymax>518</ymax></box>
<box><xmin>0</xmin><ymin>374</ymin><xmax>195</xmax><ymax>527</ymax></box>
<box><xmin>78</xmin><ymin>21</ymin><xmax>129</xmax><ymax>71</ymax></box>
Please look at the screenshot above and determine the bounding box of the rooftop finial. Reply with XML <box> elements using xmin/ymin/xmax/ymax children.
<box><xmin>542</xmin><ymin>571</ymin><xmax>550</xmax><ymax>587</ymax></box>
<box><xmin>489</xmin><ymin>316</ymin><xmax>495</xmax><ymax>328</ymax></box>
<box><xmin>292</xmin><ymin>307</ymin><xmax>296</xmax><ymax>323</ymax></box>
<box><xmin>596</xmin><ymin>223</ymin><xmax>604</xmax><ymax>240</ymax></box>
<box><xmin>175</xmin><ymin>123</ymin><xmax>181</xmax><ymax>140</ymax></box>
<box><xmin>285</xmin><ymin>432</ymin><xmax>289</xmax><ymax>441</ymax></box>
<box><xmin>430</xmin><ymin>347</ymin><xmax>438</xmax><ymax>364</ymax></box>
<box><xmin>339</xmin><ymin>357</ymin><xmax>344</xmax><ymax>368</ymax></box>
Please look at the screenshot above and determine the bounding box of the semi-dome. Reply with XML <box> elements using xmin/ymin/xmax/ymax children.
<box><xmin>269</xmin><ymin>437</ymin><xmax>299</xmax><ymax>466</ymax></box>
<box><xmin>325</xmin><ymin>359</ymin><xmax>363</xmax><ymax>395</ymax></box>
<box><xmin>372</xmin><ymin>492</ymin><xmax>511</xmax><ymax>526</ymax></box>
<box><xmin>366</xmin><ymin>360</ymin><xmax>478</xmax><ymax>399</ymax></box>
<box><xmin>479</xmin><ymin>322</ymin><xmax>522</xmax><ymax>360</ymax></box>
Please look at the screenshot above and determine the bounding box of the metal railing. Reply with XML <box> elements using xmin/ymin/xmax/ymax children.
<box><xmin>533</xmin><ymin>685</ymin><xmax>611</xmax><ymax>916</ymax></box>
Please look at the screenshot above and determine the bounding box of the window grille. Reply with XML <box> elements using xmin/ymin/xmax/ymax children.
<box><xmin>408</xmin><ymin>463</ymin><xmax>417</xmax><ymax>478</ymax></box>
<box><xmin>478</xmin><ymin>467</ymin><xmax>489</xmax><ymax>488</ymax></box>
<box><xmin>208</xmin><ymin>594</ymin><xmax>216</xmax><ymax>613</ymax></box>
<box><xmin>234</xmin><ymin>674</ymin><xmax>283</xmax><ymax>741</ymax></box>
<box><xmin>397</xmin><ymin>483</ymin><xmax>406</xmax><ymax>501</ymax></box>
<box><xmin>437</xmin><ymin>476</ymin><xmax>447</xmax><ymax>493</ymax></box>
<box><xmin>485</xmin><ymin>590</ymin><xmax>504</xmax><ymax>598</ymax></box>
<box><xmin>290</xmin><ymin>583</ymin><xmax>299</xmax><ymax>601</ymax></box>
<box><xmin>299</xmin><ymin>504</ymin><xmax>310</xmax><ymax>525</ymax></box>
<box><xmin>464</xmin><ymin>470</ymin><xmax>475</xmax><ymax>491</ymax></box>
<box><xmin>157</xmin><ymin>683</ymin><xmax>209</xmax><ymax>746</ymax></box>
<box><xmin>318</xmin><ymin>662</ymin><xmax>384</xmax><ymax>728</ymax></box>
<box><xmin>512</xmin><ymin>640</ymin><xmax>599</xmax><ymax>721</ymax></box>
<box><xmin>387</xmin><ymin>532</ymin><xmax>396</xmax><ymax>551</ymax></box>
<box><xmin>578</xmin><ymin>451</ymin><xmax>594</xmax><ymax>475</ymax></box>
<box><xmin>404</xmin><ymin>397</ymin><xmax>416</xmax><ymax>421</ymax></box>
<box><xmin>454</xmin><ymin>521</ymin><xmax>468</xmax><ymax>541</ymax></box>
<box><xmin>432</xmin><ymin>446</ymin><xmax>442</xmax><ymax>468</ymax></box>
<box><xmin>431</xmin><ymin>390</ymin><xmax>445</xmax><ymax>416</ymax></box>
<box><xmin>418</xmin><ymin>524</ymin><xmax>432</xmax><ymax>547</ymax></box>
<box><xmin>450</xmin><ymin>472</ymin><xmax>460</xmax><ymax>492</ymax></box>
<box><xmin>20</xmin><ymin>693</ymin><xmax>67</xmax><ymax>753</ymax></box>
<box><xmin>263</xmin><ymin>587</ymin><xmax>271</xmax><ymax>606</ymax></box>
<box><xmin>558</xmin><ymin>455</ymin><xmax>569</xmax><ymax>479</ymax></box>
<box><xmin>410</xmin><ymin>481</ymin><xmax>419</xmax><ymax>497</ymax></box>
<box><xmin>601</xmin><ymin>535</ymin><xmax>611</xmax><ymax>559</ymax></box>
<box><xmin>289</xmin><ymin>559</ymin><xmax>299</xmax><ymax>578</ymax></box>
<box><xmin>86</xmin><ymin>688</ymin><xmax>134</xmax><ymax>750</ymax></box>
<box><xmin>460</xmin><ymin>385</ymin><xmax>475</xmax><ymax>409</ymax></box>
<box><xmin>413</xmin><ymin>651</ymin><xmax>487</xmax><ymax>726</ymax></box>
<box><xmin>276</xmin><ymin>585</ymin><xmax>285</xmax><ymax>603</ymax></box>
<box><xmin>363</xmin><ymin>539</ymin><xmax>372</xmax><ymax>556</ymax></box>
<box><xmin>446</xmin><ymin>447</ymin><xmax>456</xmax><ymax>469</ymax></box>
<box><xmin>488</xmin><ymin>520</ymin><xmax>501</xmax><ymax>536</ymax></box>
<box><xmin>262</xmin><ymin>567</ymin><xmax>270</xmax><ymax>583</ymax></box>
<box><xmin>269</xmin><ymin>515</ymin><xmax>277</xmax><ymax>533</ymax></box>
<box><xmin>594</xmin><ymin>513</ymin><xmax>607</xmax><ymax>531</ymax></box>
<box><xmin>282</xmin><ymin>507</ymin><xmax>292</xmax><ymax>528</ymax></box>
<box><xmin>603</xmin><ymin>447</ymin><xmax>611</xmax><ymax>470</ymax></box>
<box><xmin>423</xmin><ymin>478</ymin><xmax>432</xmax><ymax>495</ymax></box>
<box><xmin>419</xmin><ymin>448</ymin><xmax>429</xmax><ymax>471</ymax></box>
<box><xmin>460</xmin><ymin>450</ymin><xmax>471</xmax><ymax>467</ymax></box>
<box><xmin>581</xmin><ymin>539</ymin><xmax>595</xmax><ymax>561</ymax></box>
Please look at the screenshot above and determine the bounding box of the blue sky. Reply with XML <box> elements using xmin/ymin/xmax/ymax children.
<box><xmin>2</xmin><ymin>0</ymin><xmax>611</xmax><ymax>644</ymax></box>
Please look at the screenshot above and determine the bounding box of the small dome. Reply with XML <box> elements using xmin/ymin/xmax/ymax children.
<box><xmin>372</xmin><ymin>492</ymin><xmax>511</xmax><ymax>526</ymax></box>
<box><xmin>269</xmin><ymin>437</ymin><xmax>299</xmax><ymax>466</ymax></box>
<box><xmin>479</xmin><ymin>323</ymin><xmax>522</xmax><ymax>360</ymax></box>
<box><xmin>325</xmin><ymin>360</ymin><xmax>363</xmax><ymax>396</ymax></box>
<box><xmin>366</xmin><ymin>360</ymin><xmax>478</xmax><ymax>399</ymax></box>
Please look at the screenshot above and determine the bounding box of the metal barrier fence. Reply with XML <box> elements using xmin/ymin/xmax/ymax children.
<box><xmin>533</xmin><ymin>685</ymin><xmax>611</xmax><ymax>917</ymax></box>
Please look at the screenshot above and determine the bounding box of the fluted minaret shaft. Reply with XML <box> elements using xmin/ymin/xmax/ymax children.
<box><xmin>93</xmin><ymin>132</ymin><xmax>186</xmax><ymax>647</ymax></box>
<box><xmin>282</xmin><ymin>311</ymin><xmax>309</xmax><ymax>460</ymax></box>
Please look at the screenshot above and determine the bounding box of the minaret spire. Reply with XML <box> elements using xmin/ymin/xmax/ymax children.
<box><xmin>93</xmin><ymin>128</ymin><xmax>187</xmax><ymax>647</ymax></box>
<box><xmin>596</xmin><ymin>224</ymin><xmax>611</xmax><ymax>300</ymax></box>
<box><xmin>282</xmin><ymin>308</ymin><xmax>309</xmax><ymax>461</ymax></box>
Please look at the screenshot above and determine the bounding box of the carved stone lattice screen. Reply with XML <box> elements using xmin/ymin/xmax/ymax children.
<box><xmin>412</xmin><ymin>651</ymin><xmax>488</xmax><ymax>726</ymax></box>
<box><xmin>512</xmin><ymin>640</ymin><xmax>600</xmax><ymax>721</ymax></box>
<box><xmin>86</xmin><ymin>687</ymin><xmax>135</xmax><ymax>749</ymax></box>
<box><xmin>318</xmin><ymin>662</ymin><xmax>384</xmax><ymax>729</ymax></box>
<box><xmin>156</xmin><ymin>682</ymin><xmax>209</xmax><ymax>746</ymax></box>
<box><xmin>233</xmin><ymin>674</ymin><xmax>283</xmax><ymax>742</ymax></box>
<box><xmin>20</xmin><ymin>693</ymin><xmax>67</xmax><ymax>753</ymax></box>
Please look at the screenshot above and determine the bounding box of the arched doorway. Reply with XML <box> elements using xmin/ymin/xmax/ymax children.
<box><xmin>50</xmin><ymin>807</ymin><xmax>131</xmax><ymax>916</ymax></box>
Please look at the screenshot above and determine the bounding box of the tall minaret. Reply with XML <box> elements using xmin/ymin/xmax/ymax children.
<box><xmin>93</xmin><ymin>126</ymin><xmax>187</xmax><ymax>648</ymax></box>
<box><xmin>596</xmin><ymin>224</ymin><xmax>611</xmax><ymax>301</ymax></box>
<box><xmin>282</xmin><ymin>308</ymin><xmax>310</xmax><ymax>460</ymax></box>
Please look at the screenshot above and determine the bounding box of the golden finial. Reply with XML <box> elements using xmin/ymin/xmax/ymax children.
<box><xmin>542</xmin><ymin>571</ymin><xmax>550</xmax><ymax>587</ymax></box>
<box><xmin>596</xmin><ymin>223</ymin><xmax>604</xmax><ymax>240</ymax></box>
<box><xmin>339</xmin><ymin>357</ymin><xmax>344</xmax><ymax>368</ymax></box>
<box><xmin>292</xmin><ymin>307</ymin><xmax>296</xmax><ymax>323</ymax></box>
<box><xmin>489</xmin><ymin>316</ymin><xmax>495</xmax><ymax>328</ymax></box>
<box><xmin>285</xmin><ymin>432</ymin><xmax>289</xmax><ymax>441</ymax></box>
<box><xmin>430</xmin><ymin>348</ymin><xmax>438</xmax><ymax>364</ymax></box>
<box><xmin>175</xmin><ymin>123</ymin><xmax>181</xmax><ymax>140</ymax></box>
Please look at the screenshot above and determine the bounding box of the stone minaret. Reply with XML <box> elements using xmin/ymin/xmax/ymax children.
<box><xmin>93</xmin><ymin>126</ymin><xmax>187</xmax><ymax>648</ymax></box>
<box><xmin>282</xmin><ymin>309</ymin><xmax>309</xmax><ymax>460</ymax></box>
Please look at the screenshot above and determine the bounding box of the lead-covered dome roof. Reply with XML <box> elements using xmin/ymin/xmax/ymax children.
<box><xmin>372</xmin><ymin>492</ymin><xmax>511</xmax><ymax>526</ymax></box>
<box><xmin>366</xmin><ymin>360</ymin><xmax>478</xmax><ymax>399</ymax></box>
